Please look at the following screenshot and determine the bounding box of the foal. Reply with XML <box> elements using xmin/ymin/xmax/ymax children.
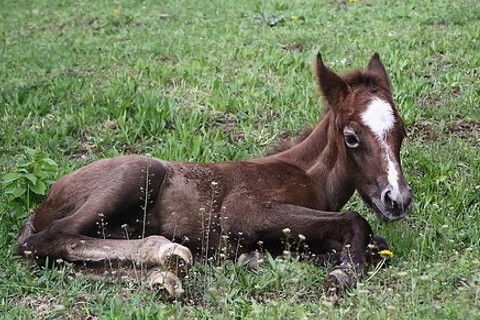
<box><xmin>17</xmin><ymin>53</ymin><xmax>412</xmax><ymax>298</ymax></box>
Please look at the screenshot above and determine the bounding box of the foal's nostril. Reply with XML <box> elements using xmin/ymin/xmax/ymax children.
<box><xmin>382</xmin><ymin>190</ymin><xmax>395</xmax><ymax>210</ymax></box>
<box><xmin>381</xmin><ymin>189</ymin><xmax>400</xmax><ymax>212</ymax></box>
<box><xmin>381</xmin><ymin>189</ymin><xmax>389</xmax><ymax>205</ymax></box>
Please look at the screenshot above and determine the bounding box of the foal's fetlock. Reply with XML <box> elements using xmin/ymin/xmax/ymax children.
<box><xmin>237</xmin><ymin>251</ymin><xmax>264</xmax><ymax>271</ymax></box>
<box><xmin>147</xmin><ymin>268</ymin><xmax>184</xmax><ymax>299</ymax></box>
<box><xmin>325</xmin><ymin>262</ymin><xmax>362</xmax><ymax>297</ymax></box>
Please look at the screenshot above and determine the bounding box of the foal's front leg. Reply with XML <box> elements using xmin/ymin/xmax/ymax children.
<box><xmin>253</xmin><ymin>204</ymin><xmax>374</xmax><ymax>294</ymax></box>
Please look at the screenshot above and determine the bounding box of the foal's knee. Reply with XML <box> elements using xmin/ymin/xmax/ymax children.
<box><xmin>16</xmin><ymin>229</ymin><xmax>72</xmax><ymax>265</ymax></box>
<box><xmin>346</xmin><ymin>211</ymin><xmax>370</xmax><ymax>229</ymax></box>
<box><xmin>344</xmin><ymin>211</ymin><xmax>373</xmax><ymax>242</ymax></box>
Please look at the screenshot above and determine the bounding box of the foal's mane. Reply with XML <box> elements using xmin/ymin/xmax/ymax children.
<box><xmin>266</xmin><ymin>70</ymin><xmax>388</xmax><ymax>156</ymax></box>
<box><xmin>341</xmin><ymin>70</ymin><xmax>389</xmax><ymax>93</ymax></box>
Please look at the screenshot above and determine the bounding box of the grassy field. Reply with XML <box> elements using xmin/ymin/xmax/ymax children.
<box><xmin>1</xmin><ymin>0</ymin><xmax>479</xmax><ymax>318</ymax></box>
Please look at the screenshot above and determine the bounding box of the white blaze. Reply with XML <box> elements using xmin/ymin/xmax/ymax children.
<box><xmin>361</xmin><ymin>97</ymin><xmax>401</xmax><ymax>200</ymax></box>
<box><xmin>360</xmin><ymin>98</ymin><xmax>394</xmax><ymax>138</ymax></box>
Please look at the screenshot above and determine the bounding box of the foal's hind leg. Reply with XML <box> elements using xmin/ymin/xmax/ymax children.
<box><xmin>18</xmin><ymin>157</ymin><xmax>192</xmax><ymax>297</ymax></box>
<box><xmin>22</xmin><ymin>232</ymin><xmax>192</xmax><ymax>297</ymax></box>
<box><xmin>21</xmin><ymin>212</ymin><xmax>193</xmax><ymax>297</ymax></box>
<box><xmin>20</xmin><ymin>194</ymin><xmax>193</xmax><ymax>275</ymax></box>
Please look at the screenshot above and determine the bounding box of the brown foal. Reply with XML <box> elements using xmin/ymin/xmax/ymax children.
<box><xmin>17</xmin><ymin>53</ymin><xmax>412</xmax><ymax>298</ymax></box>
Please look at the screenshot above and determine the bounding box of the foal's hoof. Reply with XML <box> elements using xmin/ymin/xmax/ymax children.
<box><xmin>326</xmin><ymin>269</ymin><xmax>350</xmax><ymax>296</ymax></box>
<box><xmin>148</xmin><ymin>269</ymin><xmax>184</xmax><ymax>299</ymax></box>
<box><xmin>237</xmin><ymin>251</ymin><xmax>264</xmax><ymax>271</ymax></box>
<box><xmin>157</xmin><ymin>243</ymin><xmax>193</xmax><ymax>278</ymax></box>
<box><xmin>325</xmin><ymin>265</ymin><xmax>358</xmax><ymax>298</ymax></box>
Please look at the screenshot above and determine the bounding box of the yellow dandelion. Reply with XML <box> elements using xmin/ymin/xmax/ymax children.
<box><xmin>347</xmin><ymin>0</ymin><xmax>358</xmax><ymax>2</ymax></box>
<box><xmin>379</xmin><ymin>249</ymin><xmax>394</xmax><ymax>258</ymax></box>
<box><xmin>289</xmin><ymin>15</ymin><xmax>305</xmax><ymax>23</ymax></box>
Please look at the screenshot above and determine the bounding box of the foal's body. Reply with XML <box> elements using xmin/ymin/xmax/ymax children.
<box><xmin>22</xmin><ymin>144</ymin><xmax>358</xmax><ymax>263</ymax></box>
<box><xmin>17</xmin><ymin>53</ymin><xmax>412</xmax><ymax>297</ymax></box>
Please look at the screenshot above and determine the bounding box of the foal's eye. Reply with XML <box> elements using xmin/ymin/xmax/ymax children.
<box><xmin>344</xmin><ymin>134</ymin><xmax>360</xmax><ymax>148</ymax></box>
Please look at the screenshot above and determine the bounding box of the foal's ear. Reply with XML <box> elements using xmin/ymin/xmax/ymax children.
<box><xmin>313</xmin><ymin>53</ymin><xmax>349</xmax><ymax>108</ymax></box>
<box><xmin>367</xmin><ymin>53</ymin><xmax>391</xmax><ymax>89</ymax></box>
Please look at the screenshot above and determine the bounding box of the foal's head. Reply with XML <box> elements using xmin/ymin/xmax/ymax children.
<box><xmin>314</xmin><ymin>53</ymin><xmax>412</xmax><ymax>221</ymax></box>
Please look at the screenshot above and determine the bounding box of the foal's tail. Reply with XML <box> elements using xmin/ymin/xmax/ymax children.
<box><xmin>16</xmin><ymin>215</ymin><xmax>35</xmax><ymax>256</ymax></box>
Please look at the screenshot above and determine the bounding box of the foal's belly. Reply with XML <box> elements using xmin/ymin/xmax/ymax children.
<box><xmin>153</xmin><ymin>162</ymin><xmax>226</xmax><ymax>252</ymax></box>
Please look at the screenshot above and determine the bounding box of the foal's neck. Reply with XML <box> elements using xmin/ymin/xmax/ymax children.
<box><xmin>271</xmin><ymin>110</ymin><xmax>355</xmax><ymax>211</ymax></box>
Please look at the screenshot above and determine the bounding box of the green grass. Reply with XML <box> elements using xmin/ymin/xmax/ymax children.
<box><xmin>1</xmin><ymin>0</ymin><xmax>479</xmax><ymax>318</ymax></box>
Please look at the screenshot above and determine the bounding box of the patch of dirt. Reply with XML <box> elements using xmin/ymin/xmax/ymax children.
<box><xmin>212</xmin><ymin>113</ymin><xmax>245</xmax><ymax>142</ymax></box>
<box><xmin>74</xmin><ymin>16</ymin><xmax>101</xmax><ymax>30</ymax></box>
<box><xmin>281</xmin><ymin>43</ymin><xmax>305</xmax><ymax>52</ymax></box>
<box><xmin>445</xmin><ymin>120</ymin><xmax>480</xmax><ymax>146</ymax></box>
<box><xmin>72</xmin><ymin>141</ymin><xmax>97</xmax><ymax>160</ymax></box>
<box><xmin>73</xmin><ymin>14</ymin><xmax>142</xmax><ymax>32</ymax></box>
<box><xmin>427</xmin><ymin>53</ymin><xmax>448</xmax><ymax>66</ymax></box>
<box><xmin>119</xmin><ymin>143</ymin><xmax>146</xmax><ymax>155</ymax></box>
<box><xmin>102</xmin><ymin>119</ymin><xmax>117</xmax><ymax>130</ymax></box>
<box><xmin>407</xmin><ymin>122</ymin><xmax>438</xmax><ymax>142</ymax></box>
<box><xmin>445</xmin><ymin>120</ymin><xmax>480</xmax><ymax>138</ymax></box>
<box><xmin>72</xmin><ymin>293</ymin><xmax>100</xmax><ymax>320</ymax></box>
<box><xmin>71</xmin><ymin>129</ymin><xmax>100</xmax><ymax>161</ymax></box>
<box><xmin>19</xmin><ymin>294</ymin><xmax>100</xmax><ymax>320</ymax></box>
<box><xmin>18</xmin><ymin>295</ymin><xmax>61</xmax><ymax>318</ymax></box>
<box><xmin>153</xmin><ymin>54</ymin><xmax>179</xmax><ymax>64</ymax></box>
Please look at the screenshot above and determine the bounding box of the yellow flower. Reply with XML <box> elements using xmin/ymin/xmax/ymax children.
<box><xmin>290</xmin><ymin>16</ymin><xmax>305</xmax><ymax>22</ymax></box>
<box><xmin>379</xmin><ymin>249</ymin><xmax>394</xmax><ymax>258</ymax></box>
<box><xmin>112</xmin><ymin>9</ymin><xmax>122</xmax><ymax>16</ymax></box>
<box><xmin>347</xmin><ymin>0</ymin><xmax>358</xmax><ymax>2</ymax></box>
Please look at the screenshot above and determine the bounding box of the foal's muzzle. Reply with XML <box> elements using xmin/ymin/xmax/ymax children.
<box><xmin>379</xmin><ymin>185</ymin><xmax>413</xmax><ymax>221</ymax></box>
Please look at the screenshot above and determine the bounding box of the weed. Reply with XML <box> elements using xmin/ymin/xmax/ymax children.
<box><xmin>1</xmin><ymin>148</ymin><xmax>57</xmax><ymax>216</ymax></box>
